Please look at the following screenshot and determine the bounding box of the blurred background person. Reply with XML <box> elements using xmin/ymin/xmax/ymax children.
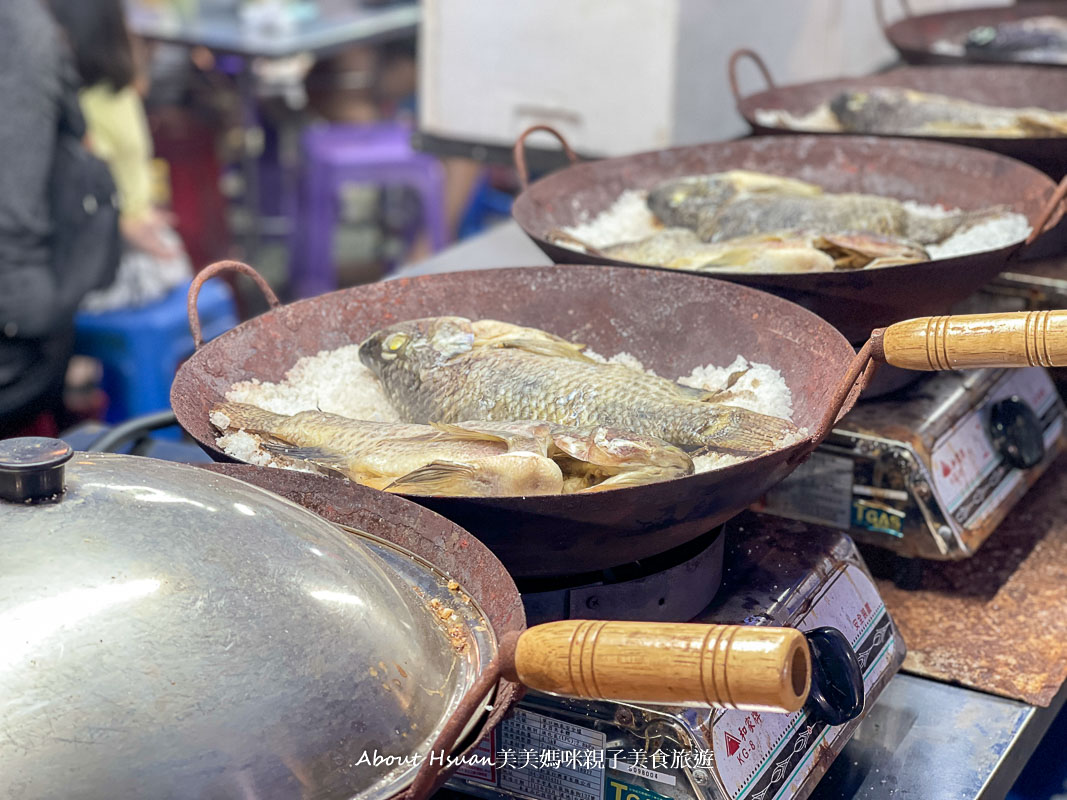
<box><xmin>49</xmin><ymin>0</ymin><xmax>192</xmax><ymax>313</ymax></box>
<box><xmin>0</xmin><ymin>0</ymin><xmax>117</xmax><ymax>438</ymax></box>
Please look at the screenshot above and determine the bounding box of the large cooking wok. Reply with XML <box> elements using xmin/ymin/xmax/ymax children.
<box><xmin>728</xmin><ymin>49</ymin><xmax>1067</xmax><ymax>177</ymax></box>
<box><xmin>174</xmin><ymin>261</ymin><xmax>1067</xmax><ymax>580</ymax></box>
<box><xmin>509</xmin><ymin>127</ymin><xmax>1066</xmax><ymax>342</ymax></box>
<box><xmin>0</xmin><ymin>442</ymin><xmax>832</xmax><ymax>800</ymax></box>
<box><xmin>878</xmin><ymin>0</ymin><xmax>1067</xmax><ymax>66</ymax></box>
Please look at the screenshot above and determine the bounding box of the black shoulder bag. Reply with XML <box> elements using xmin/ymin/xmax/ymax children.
<box><xmin>48</xmin><ymin>69</ymin><xmax>121</xmax><ymax>299</ymax></box>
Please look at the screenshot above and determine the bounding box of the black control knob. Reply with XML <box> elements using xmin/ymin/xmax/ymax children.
<box><xmin>0</xmin><ymin>437</ymin><xmax>74</xmax><ymax>504</ymax></box>
<box><xmin>803</xmin><ymin>626</ymin><xmax>865</xmax><ymax>727</ymax></box>
<box><xmin>987</xmin><ymin>396</ymin><xmax>1044</xmax><ymax>470</ymax></box>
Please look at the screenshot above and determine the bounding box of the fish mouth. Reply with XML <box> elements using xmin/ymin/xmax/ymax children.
<box><xmin>358</xmin><ymin>334</ymin><xmax>382</xmax><ymax>369</ymax></box>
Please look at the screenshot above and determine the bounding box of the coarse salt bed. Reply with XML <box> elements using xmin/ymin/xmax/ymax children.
<box><xmin>901</xmin><ymin>201</ymin><xmax>1031</xmax><ymax>260</ymax></box>
<box><xmin>216</xmin><ymin>342</ymin><xmax>805</xmax><ymax>477</ymax></box>
<box><xmin>753</xmin><ymin>105</ymin><xmax>842</xmax><ymax>133</ymax></box>
<box><xmin>561</xmin><ymin>190</ymin><xmax>661</xmax><ymax>250</ymax></box>
<box><xmin>224</xmin><ymin>344</ymin><xmax>399</xmax><ymax>421</ymax></box>
<box><xmin>679</xmin><ymin>355</ymin><xmax>794</xmax><ymax>420</ymax></box>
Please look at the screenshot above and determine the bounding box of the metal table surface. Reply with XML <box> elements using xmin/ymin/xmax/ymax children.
<box><xmin>126</xmin><ymin>1</ymin><xmax>419</xmax><ymax>59</ymax></box>
<box><xmin>401</xmin><ymin>222</ymin><xmax>1067</xmax><ymax>800</ymax></box>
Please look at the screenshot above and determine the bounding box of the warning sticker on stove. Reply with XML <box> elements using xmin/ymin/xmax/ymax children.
<box><xmin>709</xmin><ymin>564</ymin><xmax>896</xmax><ymax>800</ymax></box>
<box><xmin>496</xmin><ymin>709</ymin><xmax>606</xmax><ymax>800</ymax></box>
<box><xmin>756</xmin><ymin>450</ymin><xmax>854</xmax><ymax>530</ymax></box>
<box><xmin>931</xmin><ymin>367</ymin><xmax>1062</xmax><ymax>531</ymax></box>
<box><xmin>453</xmin><ymin>729</ymin><xmax>497</xmax><ymax>786</ymax></box>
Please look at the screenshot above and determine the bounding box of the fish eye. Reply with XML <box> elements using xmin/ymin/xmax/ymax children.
<box><xmin>384</xmin><ymin>333</ymin><xmax>408</xmax><ymax>351</ymax></box>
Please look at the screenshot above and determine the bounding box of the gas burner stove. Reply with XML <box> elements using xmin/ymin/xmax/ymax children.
<box><xmin>517</xmin><ymin>529</ymin><xmax>724</xmax><ymax>625</ymax></box>
<box><xmin>755</xmin><ymin>366</ymin><xmax>1066</xmax><ymax>559</ymax></box>
<box><xmin>447</xmin><ymin>524</ymin><xmax>904</xmax><ymax>800</ymax></box>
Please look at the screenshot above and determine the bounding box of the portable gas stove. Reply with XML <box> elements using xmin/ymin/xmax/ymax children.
<box><xmin>754</xmin><ymin>365</ymin><xmax>1066</xmax><ymax>559</ymax></box>
<box><xmin>446</xmin><ymin>523</ymin><xmax>904</xmax><ymax>800</ymax></box>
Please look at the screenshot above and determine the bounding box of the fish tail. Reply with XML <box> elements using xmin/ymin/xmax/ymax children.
<box><xmin>211</xmin><ymin>402</ymin><xmax>285</xmax><ymax>435</ymax></box>
<box><xmin>698</xmin><ymin>406</ymin><xmax>799</xmax><ymax>455</ymax></box>
<box><xmin>905</xmin><ymin>206</ymin><xmax>1006</xmax><ymax>245</ymax></box>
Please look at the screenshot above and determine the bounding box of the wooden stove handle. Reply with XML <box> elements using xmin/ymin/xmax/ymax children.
<box><xmin>506</xmin><ymin>620</ymin><xmax>810</xmax><ymax>713</ymax></box>
<box><xmin>872</xmin><ymin>310</ymin><xmax>1067</xmax><ymax>371</ymax></box>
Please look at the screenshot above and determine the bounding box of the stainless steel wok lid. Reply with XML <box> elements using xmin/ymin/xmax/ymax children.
<box><xmin>0</xmin><ymin>439</ymin><xmax>492</xmax><ymax>800</ymax></box>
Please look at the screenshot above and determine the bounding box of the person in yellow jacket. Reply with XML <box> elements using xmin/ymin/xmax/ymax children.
<box><xmin>48</xmin><ymin>0</ymin><xmax>191</xmax><ymax>312</ymax></box>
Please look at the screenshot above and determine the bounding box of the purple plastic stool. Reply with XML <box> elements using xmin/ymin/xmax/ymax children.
<box><xmin>291</xmin><ymin>123</ymin><xmax>446</xmax><ymax>298</ymax></box>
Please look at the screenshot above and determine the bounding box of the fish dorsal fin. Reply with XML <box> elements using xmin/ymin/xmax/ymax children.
<box><xmin>492</xmin><ymin>338</ymin><xmax>597</xmax><ymax>362</ymax></box>
<box><xmin>432</xmin><ymin>421</ymin><xmax>549</xmax><ymax>456</ymax></box>
<box><xmin>674</xmin><ymin>365</ymin><xmax>751</xmax><ymax>402</ymax></box>
<box><xmin>470</xmin><ymin>319</ymin><xmax>594</xmax><ymax>362</ymax></box>
<box><xmin>724</xmin><ymin>170</ymin><xmax>823</xmax><ymax>197</ymax></box>
<box><xmin>429</xmin><ymin>422</ymin><xmax>510</xmax><ymax>445</ymax></box>
<box><xmin>674</xmin><ymin>383</ymin><xmax>718</xmax><ymax>401</ymax></box>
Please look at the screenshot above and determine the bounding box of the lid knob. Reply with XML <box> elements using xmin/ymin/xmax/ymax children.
<box><xmin>0</xmin><ymin>437</ymin><xmax>74</xmax><ymax>504</ymax></box>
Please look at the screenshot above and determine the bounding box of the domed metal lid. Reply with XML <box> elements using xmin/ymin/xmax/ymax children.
<box><xmin>0</xmin><ymin>446</ymin><xmax>493</xmax><ymax>800</ymax></box>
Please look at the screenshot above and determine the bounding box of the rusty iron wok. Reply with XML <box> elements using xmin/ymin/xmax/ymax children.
<box><xmin>728</xmin><ymin>49</ymin><xmax>1067</xmax><ymax>178</ymax></box>
<box><xmin>173</xmin><ymin>261</ymin><xmax>864</xmax><ymax>579</ymax></box>
<box><xmin>509</xmin><ymin>126</ymin><xmax>1066</xmax><ymax>342</ymax></box>
<box><xmin>173</xmin><ymin>262</ymin><xmax>1067</xmax><ymax>580</ymax></box>
<box><xmin>878</xmin><ymin>0</ymin><xmax>1067</xmax><ymax>68</ymax></box>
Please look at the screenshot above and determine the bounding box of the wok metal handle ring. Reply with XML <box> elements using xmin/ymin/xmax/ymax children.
<box><xmin>727</xmin><ymin>49</ymin><xmax>775</xmax><ymax>106</ymax></box>
<box><xmin>1024</xmin><ymin>173</ymin><xmax>1067</xmax><ymax>248</ymax></box>
<box><xmin>873</xmin><ymin>0</ymin><xmax>914</xmax><ymax>32</ymax></box>
<box><xmin>188</xmin><ymin>260</ymin><xmax>280</xmax><ymax>350</ymax></box>
<box><xmin>513</xmin><ymin>125</ymin><xmax>579</xmax><ymax>191</ymax></box>
<box><xmin>792</xmin><ymin>339</ymin><xmax>877</xmax><ymax>464</ymax></box>
<box><xmin>402</xmin><ymin>653</ymin><xmax>509</xmax><ymax>800</ymax></box>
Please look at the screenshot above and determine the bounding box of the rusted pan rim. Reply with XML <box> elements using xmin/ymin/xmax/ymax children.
<box><xmin>173</xmin><ymin>264</ymin><xmax>858</xmax><ymax>577</ymax></box>
<box><xmin>883</xmin><ymin>1</ymin><xmax>1067</xmax><ymax>67</ymax></box>
<box><xmin>197</xmin><ymin>464</ymin><xmax>525</xmax><ymax>799</ymax></box>
<box><xmin>511</xmin><ymin>134</ymin><xmax>1062</xmax><ymax>341</ymax></box>
<box><xmin>733</xmin><ymin>63</ymin><xmax>1067</xmax><ymax>177</ymax></box>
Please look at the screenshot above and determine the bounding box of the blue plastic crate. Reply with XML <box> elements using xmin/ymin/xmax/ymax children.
<box><xmin>74</xmin><ymin>279</ymin><xmax>238</xmax><ymax>436</ymax></box>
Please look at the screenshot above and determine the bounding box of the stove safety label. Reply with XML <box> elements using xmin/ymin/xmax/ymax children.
<box><xmin>457</xmin><ymin>708</ymin><xmax>606</xmax><ymax>800</ymax></box>
<box><xmin>709</xmin><ymin>564</ymin><xmax>896</xmax><ymax>800</ymax></box>
<box><xmin>755</xmin><ymin>451</ymin><xmax>854</xmax><ymax>530</ymax></box>
<box><xmin>931</xmin><ymin>367</ymin><xmax>1062</xmax><ymax>531</ymax></box>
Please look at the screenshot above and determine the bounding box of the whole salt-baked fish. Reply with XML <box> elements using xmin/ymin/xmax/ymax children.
<box><xmin>647</xmin><ymin>170</ymin><xmax>997</xmax><ymax>245</ymax></box>
<box><xmin>828</xmin><ymin>88</ymin><xmax>1067</xmax><ymax>138</ymax></box>
<box><xmin>600</xmin><ymin>227</ymin><xmax>927</xmax><ymax>272</ymax></box>
<box><xmin>358</xmin><ymin>317</ymin><xmax>799</xmax><ymax>454</ymax></box>
<box><xmin>211</xmin><ymin>402</ymin><xmax>692</xmax><ymax>496</ymax></box>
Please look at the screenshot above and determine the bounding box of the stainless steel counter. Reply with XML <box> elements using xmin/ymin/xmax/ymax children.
<box><xmin>400</xmin><ymin>221</ymin><xmax>1067</xmax><ymax>800</ymax></box>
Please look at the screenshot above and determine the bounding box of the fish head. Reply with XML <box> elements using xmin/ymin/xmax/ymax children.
<box><xmin>359</xmin><ymin>316</ymin><xmax>475</xmax><ymax>389</ymax></box>
<box><xmin>647</xmin><ymin>175</ymin><xmax>737</xmax><ymax>230</ymax></box>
